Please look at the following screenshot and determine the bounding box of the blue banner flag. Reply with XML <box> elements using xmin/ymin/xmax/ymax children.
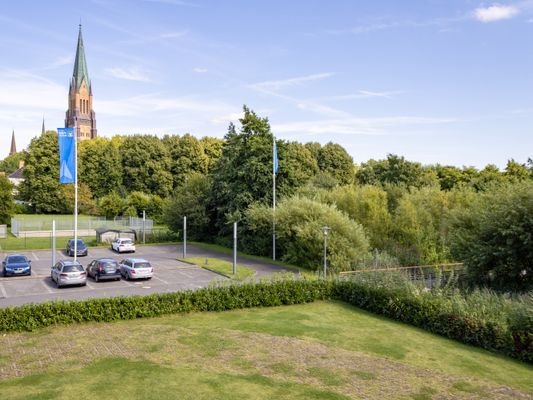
<box><xmin>273</xmin><ymin>141</ymin><xmax>279</xmax><ymax>175</ymax></box>
<box><xmin>58</xmin><ymin>128</ymin><xmax>76</xmax><ymax>184</ymax></box>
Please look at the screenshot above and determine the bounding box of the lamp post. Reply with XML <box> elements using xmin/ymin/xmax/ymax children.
<box><xmin>322</xmin><ymin>226</ymin><xmax>330</xmax><ymax>277</ymax></box>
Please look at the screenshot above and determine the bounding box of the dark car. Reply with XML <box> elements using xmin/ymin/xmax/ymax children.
<box><xmin>86</xmin><ymin>258</ymin><xmax>121</xmax><ymax>282</ymax></box>
<box><xmin>66</xmin><ymin>239</ymin><xmax>88</xmax><ymax>257</ymax></box>
<box><xmin>2</xmin><ymin>254</ymin><xmax>31</xmax><ymax>277</ymax></box>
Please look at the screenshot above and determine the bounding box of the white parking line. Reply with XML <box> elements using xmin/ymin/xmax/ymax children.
<box><xmin>86</xmin><ymin>282</ymin><xmax>95</xmax><ymax>289</ymax></box>
<box><xmin>152</xmin><ymin>276</ymin><xmax>168</xmax><ymax>284</ymax></box>
<box><xmin>39</xmin><ymin>279</ymin><xmax>54</xmax><ymax>294</ymax></box>
<box><xmin>0</xmin><ymin>282</ymin><xmax>8</xmax><ymax>298</ymax></box>
<box><xmin>31</xmin><ymin>252</ymin><xmax>40</xmax><ymax>261</ymax></box>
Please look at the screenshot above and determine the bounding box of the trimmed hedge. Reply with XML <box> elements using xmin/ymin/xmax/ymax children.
<box><xmin>0</xmin><ymin>276</ymin><xmax>530</xmax><ymax>363</ymax></box>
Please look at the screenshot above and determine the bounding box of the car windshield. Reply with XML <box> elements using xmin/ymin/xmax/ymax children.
<box><xmin>63</xmin><ymin>265</ymin><xmax>84</xmax><ymax>272</ymax></box>
<box><xmin>74</xmin><ymin>240</ymin><xmax>85</xmax><ymax>247</ymax></box>
<box><xmin>134</xmin><ymin>262</ymin><xmax>150</xmax><ymax>269</ymax></box>
<box><xmin>7</xmin><ymin>256</ymin><xmax>27</xmax><ymax>263</ymax></box>
<box><xmin>102</xmin><ymin>261</ymin><xmax>118</xmax><ymax>269</ymax></box>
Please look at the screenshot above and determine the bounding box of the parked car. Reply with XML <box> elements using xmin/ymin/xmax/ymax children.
<box><xmin>86</xmin><ymin>258</ymin><xmax>121</xmax><ymax>282</ymax></box>
<box><xmin>111</xmin><ymin>238</ymin><xmax>136</xmax><ymax>253</ymax></box>
<box><xmin>66</xmin><ymin>239</ymin><xmax>88</xmax><ymax>257</ymax></box>
<box><xmin>119</xmin><ymin>258</ymin><xmax>153</xmax><ymax>280</ymax></box>
<box><xmin>2</xmin><ymin>254</ymin><xmax>31</xmax><ymax>277</ymax></box>
<box><xmin>51</xmin><ymin>260</ymin><xmax>87</xmax><ymax>288</ymax></box>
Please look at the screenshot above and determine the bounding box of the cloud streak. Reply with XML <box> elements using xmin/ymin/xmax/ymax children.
<box><xmin>474</xmin><ymin>4</ymin><xmax>520</xmax><ymax>22</ymax></box>
<box><xmin>249</xmin><ymin>72</ymin><xmax>334</xmax><ymax>91</ymax></box>
<box><xmin>106</xmin><ymin>67</ymin><xmax>152</xmax><ymax>82</ymax></box>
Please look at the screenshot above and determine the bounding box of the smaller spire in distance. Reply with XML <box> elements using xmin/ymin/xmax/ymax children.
<box><xmin>10</xmin><ymin>129</ymin><xmax>16</xmax><ymax>155</ymax></box>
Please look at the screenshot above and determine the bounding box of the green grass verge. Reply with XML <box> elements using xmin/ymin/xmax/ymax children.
<box><xmin>189</xmin><ymin>241</ymin><xmax>308</xmax><ymax>275</ymax></box>
<box><xmin>0</xmin><ymin>235</ymin><xmax>97</xmax><ymax>251</ymax></box>
<box><xmin>0</xmin><ymin>302</ymin><xmax>531</xmax><ymax>399</ymax></box>
<box><xmin>182</xmin><ymin>256</ymin><xmax>255</xmax><ymax>280</ymax></box>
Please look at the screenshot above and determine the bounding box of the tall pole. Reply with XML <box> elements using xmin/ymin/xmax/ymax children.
<box><xmin>273</xmin><ymin>138</ymin><xmax>276</xmax><ymax>261</ymax></box>
<box><xmin>52</xmin><ymin>220</ymin><xmax>56</xmax><ymax>267</ymax></box>
<box><xmin>233</xmin><ymin>222</ymin><xmax>237</xmax><ymax>275</ymax></box>
<box><xmin>323</xmin><ymin>226</ymin><xmax>330</xmax><ymax>278</ymax></box>
<box><xmin>142</xmin><ymin>209</ymin><xmax>146</xmax><ymax>244</ymax></box>
<box><xmin>183</xmin><ymin>216</ymin><xmax>187</xmax><ymax>259</ymax></box>
<box><xmin>73</xmin><ymin>127</ymin><xmax>78</xmax><ymax>263</ymax></box>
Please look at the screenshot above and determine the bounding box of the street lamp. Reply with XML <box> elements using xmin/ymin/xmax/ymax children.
<box><xmin>322</xmin><ymin>226</ymin><xmax>330</xmax><ymax>277</ymax></box>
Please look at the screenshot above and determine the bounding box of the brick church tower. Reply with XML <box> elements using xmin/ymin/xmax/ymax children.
<box><xmin>65</xmin><ymin>25</ymin><xmax>97</xmax><ymax>141</ymax></box>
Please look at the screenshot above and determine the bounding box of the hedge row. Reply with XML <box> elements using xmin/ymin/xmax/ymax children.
<box><xmin>0</xmin><ymin>278</ymin><xmax>333</xmax><ymax>332</ymax></box>
<box><xmin>332</xmin><ymin>278</ymin><xmax>532</xmax><ymax>363</ymax></box>
<box><xmin>0</xmin><ymin>277</ymin><xmax>530</xmax><ymax>363</ymax></box>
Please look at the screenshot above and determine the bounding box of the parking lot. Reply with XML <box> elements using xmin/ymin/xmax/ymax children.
<box><xmin>0</xmin><ymin>244</ymin><xmax>295</xmax><ymax>308</ymax></box>
<box><xmin>0</xmin><ymin>244</ymin><xmax>220</xmax><ymax>308</ymax></box>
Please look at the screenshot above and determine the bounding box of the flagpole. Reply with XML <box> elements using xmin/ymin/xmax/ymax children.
<box><xmin>74</xmin><ymin>127</ymin><xmax>78</xmax><ymax>263</ymax></box>
<box><xmin>273</xmin><ymin>137</ymin><xmax>276</xmax><ymax>261</ymax></box>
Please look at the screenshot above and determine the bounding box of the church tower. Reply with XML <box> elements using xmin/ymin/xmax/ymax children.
<box><xmin>9</xmin><ymin>130</ymin><xmax>16</xmax><ymax>155</ymax></box>
<box><xmin>65</xmin><ymin>25</ymin><xmax>97</xmax><ymax>141</ymax></box>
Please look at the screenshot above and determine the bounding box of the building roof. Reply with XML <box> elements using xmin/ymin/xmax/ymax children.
<box><xmin>8</xmin><ymin>167</ymin><xmax>24</xmax><ymax>180</ymax></box>
<box><xmin>71</xmin><ymin>25</ymin><xmax>90</xmax><ymax>90</ymax></box>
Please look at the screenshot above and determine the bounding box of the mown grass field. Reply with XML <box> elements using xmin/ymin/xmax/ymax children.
<box><xmin>183</xmin><ymin>256</ymin><xmax>256</xmax><ymax>280</ymax></box>
<box><xmin>0</xmin><ymin>301</ymin><xmax>531</xmax><ymax>399</ymax></box>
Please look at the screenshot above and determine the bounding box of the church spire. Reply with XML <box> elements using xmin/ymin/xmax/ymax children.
<box><xmin>72</xmin><ymin>24</ymin><xmax>90</xmax><ymax>90</ymax></box>
<box><xmin>10</xmin><ymin>130</ymin><xmax>16</xmax><ymax>155</ymax></box>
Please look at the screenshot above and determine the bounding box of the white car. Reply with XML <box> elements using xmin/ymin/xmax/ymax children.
<box><xmin>111</xmin><ymin>238</ymin><xmax>136</xmax><ymax>253</ymax></box>
<box><xmin>119</xmin><ymin>258</ymin><xmax>153</xmax><ymax>280</ymax></box>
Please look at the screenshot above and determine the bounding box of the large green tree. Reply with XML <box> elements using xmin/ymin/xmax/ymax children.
<box><xmin>18</xmin><ymin>131</ymin><xmax>67</xmax><ymax>213</ymax></box>
<box><xmin>0</xmin><ymin>175</ymin><xmax>15</xmax><ymax>224</ymax></box>
<box><xmin>209</xmin><ymin>106</ymin><xmax>276</xmax><ymax>233</ymax></box>
<box><xmin>119</xmin><ymin>135</ymin><xmax>173</xmax><ymax>198</ymax></box>
<box><xmin>164</xmin><ymin>134</ymin><xmax>208</xmax><ymax>188</ymax></box>
<box><xmin>78</xmin><ymin>138</ymin><xmax>122</xmax><ymax>198</ymax></box>
<box><xmin>317</xmin><ymin>142</ymin><xmax>354</xmax><ymax>185</ymax></box>
<box><xmin>165</xmin><ymin>174</ymin><xmax>212</xmax><ymax>240</ymax></box>
<box><xmin>450</xmin><ymin>182</ymin><xmax>533</xmax><ymax>292</ymax></box>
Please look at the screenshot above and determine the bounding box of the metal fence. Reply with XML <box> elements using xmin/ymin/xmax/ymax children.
<box><xmin>10</xmin><ymin>216</ymin><xmax>153</xmax><ymax>238</ymax></box>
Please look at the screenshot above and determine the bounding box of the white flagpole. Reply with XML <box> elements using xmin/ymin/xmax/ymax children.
<box><xmin>74</xmin><ymin>127</ymin><xmax>78</xmax><ymax>263</ymax></box>
<box><xmin>273</xmin><ymin>137</ymin><xmax>276</xmax><ymax>261</ymax></box>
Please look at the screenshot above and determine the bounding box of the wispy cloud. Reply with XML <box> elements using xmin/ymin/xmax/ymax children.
<box><xmin>273</xmin><ymin>116</ymin><xmax>456</xmax><ymax>136</ymax></box>
<box><xmin>193</xmin><ymin>67</ymin><xmax>208</xmax><ymax>73</ymax></box>
<box><xmin>142</xmin><ymin>0</ymin><xmax>200</xmax><ymax>7</ymax></box>
<box><xmin>318</xmin><ymin>90</ymin><xmax>404</xmax><ymax>102</ymax></box>
<box><xmin>159</xmin><ymin>31</ymin><xmax>188</xmax><ymax>39</ymax></box>
<box><xmin>249</xmin><ymin>72</ymin><xmax>334</xmax><ymax>91</ymax></box>
<box><xmin>105</xmin><ymin>67</ymin><xmax>152</xmax><ymax>82</ymax></box>
<box><xmin>474</xmin><ymin>4</ymin><xmax>520</xmax><ymax>22</ymax></box>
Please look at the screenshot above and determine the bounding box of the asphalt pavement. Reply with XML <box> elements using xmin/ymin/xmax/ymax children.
<box><xmin>0</xmin><ymin>244</ymin><xmax>294</xmax><ymax>308</ymax></box>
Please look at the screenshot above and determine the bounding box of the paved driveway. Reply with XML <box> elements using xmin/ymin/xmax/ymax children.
<box><xmin>0</xmin><ymin>244</ymin><xmax>294</xmax><ymax>308</ymax></box>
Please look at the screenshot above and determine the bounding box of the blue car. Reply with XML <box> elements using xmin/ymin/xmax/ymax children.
<box><xmin>2</xmin><ymin>254</ymin><xmax>32</xmax><ymax>277</ymax></box>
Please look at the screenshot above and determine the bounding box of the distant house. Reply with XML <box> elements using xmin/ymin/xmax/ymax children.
<box><xmin>8</xmin><ymin>160</ymin><xmax>25</xmax><ymax>195</ymax></box>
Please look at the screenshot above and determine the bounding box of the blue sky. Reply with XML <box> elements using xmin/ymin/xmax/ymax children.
<box><xmin>1</xmin><ymin>0</ymin><xmax>533</xmax><ymax>169</ymax></box>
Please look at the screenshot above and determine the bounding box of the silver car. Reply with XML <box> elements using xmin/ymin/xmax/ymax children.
<box><xmin>51</xmin><ymin>260</ymin><xmax>87</xmax><ymax>288</ymax></box>
<box><xmin>119</xmin><ymin>258</ymin><xmax>153</xmax><ymax>280</ymax></box>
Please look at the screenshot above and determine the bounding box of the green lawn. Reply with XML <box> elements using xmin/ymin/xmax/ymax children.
<box><xmin>190</xmin><ymin>241</ymin><xmax>306</xmax><ymax>274</ymax></box>
<box><xmin>0</xmin><ymin>301</ymin><xmax>531</xmax><ymax>399</ymax></box>
<box><xmin>183</xmin><ymin>256</ymin><xmax>255</xmax><ymax>280</ymax></box>
<box><xmin>0</xmin><ymin>235</ymin><xmax>97</xmax><ymax>251</ymax></box>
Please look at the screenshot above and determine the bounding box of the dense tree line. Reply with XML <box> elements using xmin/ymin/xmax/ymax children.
<box><xmin>1</xmin><ymin>107</ymin><xmax>532</xmax><ymax>291</ymax></box>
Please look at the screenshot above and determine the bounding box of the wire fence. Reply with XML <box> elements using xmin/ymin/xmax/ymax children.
<box><xmin>10</xmin><ymin>216</ymin><xmax>154</xmax><ymax>237</ymax></box>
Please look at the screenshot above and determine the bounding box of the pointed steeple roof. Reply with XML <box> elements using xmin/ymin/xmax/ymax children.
<box><xmin>72</xmin><ymin>24</ymin><xmax>90</xmax><ymax>90</ymax></box>
<box><xmin>42</xmin><ymin>117</ymin><xmax>45</xmax><ymax>135</ymax></box>
<box><xmin>10</xmin><ymin>130</ymin><xmax>16</xmax><ymax>155</ymax></box>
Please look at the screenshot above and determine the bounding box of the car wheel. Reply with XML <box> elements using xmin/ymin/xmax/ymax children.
<box><xmin>95</xmin><ymin>274</ymin><xmax>99</xmax><ymax>282</ymax></box>
<box><xmin>56</xmin><ymin>280</ymin><xmax>61</xmax><ymax>288</ymax></box>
